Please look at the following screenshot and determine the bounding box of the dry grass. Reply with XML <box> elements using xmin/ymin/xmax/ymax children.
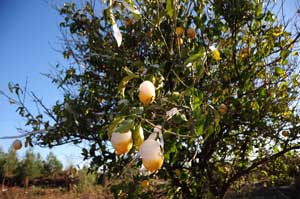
<box><xmin>0</xmin><ymin>186</ymin><xmax>113</xmax><ymax>199</ymax></box>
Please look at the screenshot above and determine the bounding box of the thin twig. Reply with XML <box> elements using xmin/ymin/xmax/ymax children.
<box><xmin>0</xmin><ymin>129</ymin><xmax>49</xmax><ymax>139</ymax></box>
<box><xmin>142</xmin><ymin>118</ymin><xmax>191</xmax><ymax>138</ymax></box>
<box><xmin>171</xmin><ymin>69</ymin><xmax>189</xmax><ymax>88</ymax></box>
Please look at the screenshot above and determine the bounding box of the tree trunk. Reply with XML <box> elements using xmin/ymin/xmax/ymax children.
<box><xmin>2</xmin><ymin>177</ymin><xmax>5</xmax><ymax>192</ymax></box>
<box><xmin>25</xmin><ymin>177</ymin><xmax>29</xmax><ymax>190</ymax></box>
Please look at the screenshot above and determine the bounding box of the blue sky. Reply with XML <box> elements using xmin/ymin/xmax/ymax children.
<box><xmin>0</xmin><ymin>0</ymin><xmax>86</xmax><ymax>168</ymax></box>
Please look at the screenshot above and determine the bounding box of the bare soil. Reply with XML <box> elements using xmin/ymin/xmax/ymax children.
<box><xmin>0</xmin><ymin>186</ymin><xmax>112</xmax><ymax>199</ymax></box>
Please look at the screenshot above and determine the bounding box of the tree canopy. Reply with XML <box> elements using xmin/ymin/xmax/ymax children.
<box><xmin>42</xmin><ymin>152</ymin><xmax>63</xmax><ymax>176</ymax></box>
<box><xmin>1</xmin><ymin>0</ymin><xmax>300</xmax><ymax>198</ymax></box>
<box><xmin>0</xmin><ymin>148</ymin><xmax>64</xmax><ymax>187</ymax></box>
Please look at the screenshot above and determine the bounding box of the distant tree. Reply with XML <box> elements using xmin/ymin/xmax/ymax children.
<box><xmin>19</xmin><ymin>149</ymin><xmax>43</xmax><ymax>188</ymax></box>
<box><xmin>42</xmin><ymin>152</ymin><xmax>63</xmax><ymax>176</ymax></box>
<box><xmin>35</xmin><ymin>152</ymin><xmax>45</xmax><ymax>173</ymax></box>
<box><xmin>0</xmin><ymin>147</ymin><xmax>7</xmax><ymax>182</ymax></box>
<box><xmin>76</xmin><ymin>166</ymin><xmax>97</xmax><ymax>193</ymax></box>
<box><xmin>2</xmin><ymin>147</ymin><xmax>19</xmax><ymax>189</ymax></box>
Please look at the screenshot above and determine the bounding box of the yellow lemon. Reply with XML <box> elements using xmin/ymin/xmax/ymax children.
<box><xmin>212</xmin><ymin>49</ymin><xmax>221</xmax><ymax>61</ymax></box>
<box><xmin>186</xmin><ymin>28</ymin><xmax>196</xmax><ymax>39</ymax></box>
<box><xmin>138</xmin><ymin>81</ymin><xmax>156</xmax><ymax>105</ymax></box>
<box><xmin>111</xmin><ymin>131</ymin><xmax>132</xmax><ymax>155</ymax></box>
<box><xmin>239</xmin><ymin>48</ymin><xmax>249</xmax><ymax>59</ymax></box>
<box><xmin>175</xmin><ymin>27</ymin><xmax>184</xmax><ymax>37</ymax></box>
<box><xmin>145</xmin><ymin>31</ymin><xmax>153</xmax><ymax>39</ymax></box>
<box><xmin>282</xmin><ymin>130</ymin><xmax>289</xmax><ymax>137</ymax></box>
<box><xmin>209</xmin><ymin>46</ymin><xmax>221</xmax><ymax>61</ymax></box>
<box><xmin>219</xmin><ymin>104</ymin><xmax>228</xmax><ymax>115</ymax></box>
<box><xmin>140</xmin><ymin>139</ymin><xmax>164</xmax><ymax>173</ymax></box>
<box><xmin>177</xmin><ymin>38</ymin><xmax>184</xmax><ymax>46</ymax></box>
<box><xmin>140</xmin><ymin>180</ymin><xmax>149</xmax><ymax>188</ymax></box>
<box><xmin>12</xmin><ymin>139</ymin><xmax>22</xmax><ymax>150</ymax></box>
<box><xmin>124</xmin><ymin>19</ymin><xmax>134</xmax><ymax>26</ymax></box>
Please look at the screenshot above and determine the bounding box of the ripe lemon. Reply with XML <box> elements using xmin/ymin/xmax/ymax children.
<box><xmin>219</xmin><ymin>104</ymin><xmax>228</xmax><ymax>115</ymax></box>
<box><xmin>140</xmin><ymin>139</ymin><xmax>164</xmax><ymax>173</ymax></box>
<box><xmin>145</xmin><ymin>31</ymin><xmax>153</xmax><ymax>38</ymax></box>
<box><xmin>111</xmin><ymin>131</ymin><xmax>132</xmax><ymax>155</ymax></box>
<box><xmin>282</xmin><ymin>130</ymin><xmax>289</xmax><ymax>137</ymax></box>
<box><xmin>209</xmin><ymin>46</ymin><xmax>221</xmax><ymax>61</ymax></box>
<box><xmin>177</xmin><ymin>38</ymin><xmax>184</xmax><ymax>46</ymax></box>
<box><xmin>186</xmin><ymin>28</ymin><xmax>196</xmax><ymax>39</ymax></box>
<box><xmin>139</xmin><ymin>81</ymin><xmax>156</xmax><ymax>105</ymax></box>
<box><xmin>12</xmin><ymin>139</ymin><xmax>22</xmax><ymax>150</ymax></box>
<box><xmin>140</xmin><ymin>179</ymin><xmax>149</xmax><ymax>188</ymax></box>
<box><xmin>212</xmin><ymin>49</ymin><xmax>221</xmax><ymax>61</ymax></box>
<box><xmin>175</xmin><ymin>27</ymin><xmax>184</xmax><ymax>37</ymax></box>
<box><xmin>239</xmin><ymin>48</ymin><xmax>249</xmax><ymax>59</ymax></box>
<box><xmin>124</xmin><ymin>19</ymin><xmax>134</xmax><ymax>26</ymax></box>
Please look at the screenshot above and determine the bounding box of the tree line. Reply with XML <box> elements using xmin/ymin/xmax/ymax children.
<box><xmin>0</xmin><ymin>147</ymin><xmax>63</xmax><ymax>189</ymax></box>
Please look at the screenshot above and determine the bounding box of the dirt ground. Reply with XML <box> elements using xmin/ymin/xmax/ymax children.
<box><xmin>0</xmin><ymin>186</ymin><xmax>112</xmax><ymax>199</ymax></box>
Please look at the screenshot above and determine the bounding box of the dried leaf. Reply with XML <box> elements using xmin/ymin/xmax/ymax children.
<box><xmin>122</xmin><ymin>1</ymin><xmax>141</xmax><ymax>15</ymax></box>
<box><xmin>112</xmin><ymin>24</ymin><xmax>122</xmax><ymax>47</ymax></box>
<box><xmin>166</xmin><ymin>107</ymin><xmax>179</xmax><ymax>120</ymax></box>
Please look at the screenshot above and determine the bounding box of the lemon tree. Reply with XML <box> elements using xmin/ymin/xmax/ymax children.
<box><xmin>2</xmin><ymin>0</ymin><xmax>300</xmax><ymax>198</ymax></box>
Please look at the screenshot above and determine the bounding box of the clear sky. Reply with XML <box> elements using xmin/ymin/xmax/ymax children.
<box><xmin>0</xmin><ymin>0</ymin><xmax>86</xmax><ymax>168</ymax></box>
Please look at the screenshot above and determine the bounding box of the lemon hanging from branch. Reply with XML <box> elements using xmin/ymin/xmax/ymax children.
<box><xmin>111</xmin><ymin>130</ymin><xmax>133</xmax><ymax>155</ymax></box>
<box><xmin>140</xmin><ymin>133</ymin><xmax>164</xmax><ymax>173</ymax></box>
<box><xmin>209</xmin><ymin>46</ymin><xmax>221</xmax><ymax>61</ymax></box>
<box><xmin>138</xmin><ymin>81</ymin><xmax>156</xmax><ymax>105</ymax></box>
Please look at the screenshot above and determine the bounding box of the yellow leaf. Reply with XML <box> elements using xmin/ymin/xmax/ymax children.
<box><xmin>288</xmin><ymin>38</ymin><xmax>294</xmax><ymax>49</ymax></box>
<box><xmin>272</xmin><ymin>26</ymin><xmax>283</xmax><ymax>37</ymax></box>
<box><xmin>292</xmin><ymin>51</ymin><xmax>298</xmax><ymax>57</ymax></box>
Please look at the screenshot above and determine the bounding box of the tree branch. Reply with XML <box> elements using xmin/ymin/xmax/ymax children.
<box><xmin>223</xmin><ymin>145</ymin><xmax>300</xmax><ymax>193</ymax></box>
<box><xmin>0</xmin><ymin>129</ymin><xmax>49</xmax><ymax>140</ymax></box>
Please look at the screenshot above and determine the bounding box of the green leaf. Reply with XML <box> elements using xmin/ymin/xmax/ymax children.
<box><xmin>115</xmin><ymin>119</ymin><xmax>134</xmax><ymax>133</ymax></box>
<box><xmin>197</xmin><ymin>124</ymin><xmax>204</xmax><ymax>136</ymax></box>
<box><xmin>131</xmin><ymin>106</ymin><xmax>144</xmax><ymax>115</ymax></box>
<box><xmin>107</xmin><ymin>117</ymin><xmax>125</xmax><ymax>138</ymax></box>
<box><xmin>173</xmin><ymin>113</ymin><xmax>188</xmax><ymax>124</ymax></box>
<box><xmin>9</xmin><ymin>99</ymin><xmax>15</xmax><ymax>104</ymax></box>
<box><xmin>258</xmin><ymin>87</ymin><xmax>266</xmax><ymax>98</ymax></box>
<box><xmin>274</xmin><ymin>67</ymin><xmax>286</xmax><ymax>77</ymax></box>
<box><xmin>292</xmin><ymin>74</ymin><xmax>300</xmax><ymax>86</ymax></box>
<box><xmin>279</xmin><ymin>81</ymin><xmax>288</xmax><ymax>91</ymax></box>
<box><xmin>261</xmin><ymin>170</ymin><xmax>268</xmax><ymax>177</ymax></box>
<box><xmin>208</xmin><ymin>105</ymin><xmax>220</xmax><ymax>124</ymax></box>
<box><xmin>184</xmin><ymin>51</ymin><xmax>203</xmax><ymax>65</ymax></box>
<box><xmin>205</xmin><ymin>125</ymin><xmax>214</xmax><ymax>140</ymax></box>
<box><xmin>8</xmin><ymin>82</ymin><xmax>13</xmax><ymax>93</ymax></box>
<box><xmin>133</xmin><ymin>124</ymin><xmax>144</xmax><ymax>149</ymax></box>
<box><xmin>292</xmin><ymin>51</ymin><xmax>298</xmax><ymax>57</ymax></box>
<box><xmin>117</xmin><ymin>67</ymin><xmax>139</xmax><ymax>98</ymax></box>
<box><xmin>166</xmin><ymin>0</ymin><xmax>174</xmax><ymax>17</ymax></box>
<box><xmin>82</xmin><ymin>148</ymin><xmax>88</xmax><ymax>157</ymax></box>
<box><xmin>122</xmin><ymin>1</ymin><xmax>141</xmax><ymax>15</ymax></box>
<box><xmin>251</xmin><ymin>100</ymin><xmax>260</xmax><ymax>111</ymax></box>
